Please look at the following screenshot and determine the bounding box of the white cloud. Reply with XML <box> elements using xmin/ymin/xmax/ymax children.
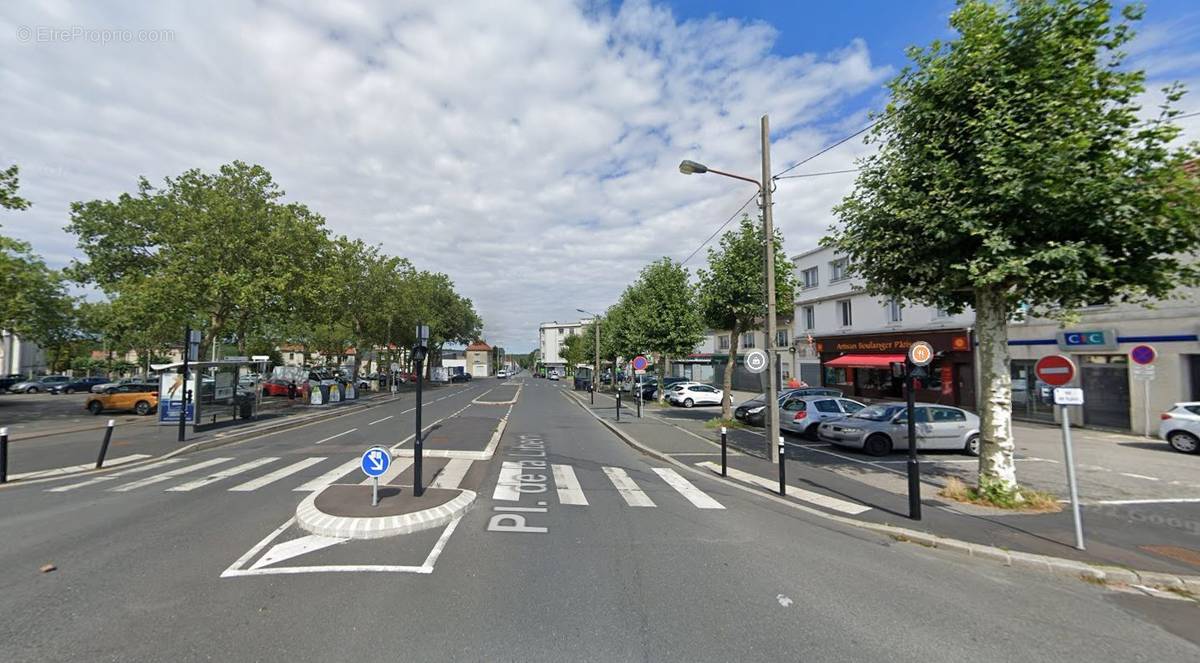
<box><xmin>4</xmin><ymin>1</ymin><xmax>1193</xmax><ymax>351</ymax></box>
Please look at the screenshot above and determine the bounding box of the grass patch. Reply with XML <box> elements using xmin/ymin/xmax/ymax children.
<box><xmin>704</xmin><ymin>417</ymin><xmax>746</xmax><ymax>430</ymax></box>
<box><xmin>939</xmin><ymin>477</ymin><xmax>1062</xmax><ymax>512</ymax></box>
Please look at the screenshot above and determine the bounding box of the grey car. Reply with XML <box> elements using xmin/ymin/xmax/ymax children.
<box><xmin>9</xmin><ymin>375</ymin><xmax>70</xmax><ymax>393</ymax></box>
<box><xmin>780</xmin><ymin>396</ymin><xmax>866</xmax><ymax>438</ymax></box>
<box><xmin>818</xmin><ymin>402</ymin><xmax>981</xmax><ymax>457</ymax></box>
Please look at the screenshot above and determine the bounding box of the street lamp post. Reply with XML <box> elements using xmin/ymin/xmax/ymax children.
<box><xmin>678</xmin><ymin>114</ymin><xmax>781</xmax><ymax>464</ymax></box>
<box><xmin>577</xmin><ymin>308</ymin><xmax>600</xmax><ymax>404</ymax></box>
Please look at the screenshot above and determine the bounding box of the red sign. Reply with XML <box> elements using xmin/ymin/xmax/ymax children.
<box><xmin>1035</xmin><ymin>354</ymin><xmax>1076</xmax><ymax>386</ymax></box>
<box><xmin>940</xmin><ymin>366</ymin><xmax>953</xmax><ymax>395</ymax></box>
<box><xmin>1129</xmin><ymin>345</ymin><xmax>1156</xmax><ymax>366</ymax></box>
<box><xmin>632</xmin><ymin>355</ymin><xmax>649</xmax><ymax>371</ymax></box>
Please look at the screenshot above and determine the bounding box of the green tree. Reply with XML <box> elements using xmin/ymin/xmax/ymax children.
<box><xmin>826</xmin><ymin>0</ymin><xmax>1200</xmax><ymax>495</ymax></box>
<box><xmin>66</xmin><ymin>161</ymin><xmax>331</xmax><ymax>360</ymax></box>
<box><xmin>697</xmin><ymin>215</ymin><xmax>795</xmax><ymax>418</ymax></box>
<box><xmin>0</xmin><ymin>165</ymin><xmax>30</xmax><ymax>211</ymax></box>
<box><xmin>622</xmin><ymin>258</ymin><xmax>705</xmax><ymax>402</ymax></box>
<box><xmin>561</xmin><ymin>332</ymin><xmax>589</xmax><ymax>373</ymax></box>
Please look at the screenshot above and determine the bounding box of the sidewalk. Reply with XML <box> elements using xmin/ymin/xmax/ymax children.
<box><xmin>570</xmin><ymin>388</ymin><xmax>1200</xmax><ymax>585</ymax></box>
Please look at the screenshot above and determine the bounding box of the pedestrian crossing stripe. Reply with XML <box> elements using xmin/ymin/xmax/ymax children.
<box><xmin>695</xmin><ymin>461</ymin><xmax>871</xmax><ymax>515</ymax></box>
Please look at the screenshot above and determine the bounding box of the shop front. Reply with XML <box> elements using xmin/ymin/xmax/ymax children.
<box><xmin>816</xmin><ymin>330</ymin><xmax>975</xmax><ymax>409</ymax></box>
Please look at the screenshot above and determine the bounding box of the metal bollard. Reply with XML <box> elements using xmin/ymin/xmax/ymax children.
<box><xmin>720</xmin><ymin>426</ymin><xmax>727</xmax><ymax>477</ymax></box>
<box><xmin>637</xmin><ymin>389</ymin><xmax>642</xmax><ymax>418</ymax></box>
<box><xmin>616</xmin><ymin>391</ymin><xmax>621</xmax><ymax>422</ymax></box>
<box><xmin>0</xmin><ymin>427</ymin><xmax>8</xmax><ymax>484</ymax></box>
<box><xmin>778</xmin><ymin>436</ymin><xmax>786</xmax><ymax>496</ymax></box>
<box><xmin>96</xmin><ymin>420</ymin><xmax>115</xmax><ymax>469</ymax></box>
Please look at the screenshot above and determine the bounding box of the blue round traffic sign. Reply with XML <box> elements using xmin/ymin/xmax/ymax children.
<box><xmin>632</xmin><ymin>355</ymin><xmax>649</xmax><ymax>371</ymax></box>
<box><xmin>1129</xmin><ymin>344</ymin><xmax>1156</xmax><ymax>366</ymax></box>
<box><xmin>360</xmin><ymin>446</ymin><xmax>391</xmax><ymax>478</ymax></box>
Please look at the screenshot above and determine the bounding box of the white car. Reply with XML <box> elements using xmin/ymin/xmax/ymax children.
<box><xmin>667</xmin><ymin>383</ymin><xmax>724</xmax><ymax>408</ymax></box>
<box><xmin>1159</xmin><ymin>402</ymin><xmax>1200</xmax><ymax>454</ymax></box>
<box><xmin>497</xmin><ymin>369</ymin><xmax>509</xmax><ymax>379</ymax></box>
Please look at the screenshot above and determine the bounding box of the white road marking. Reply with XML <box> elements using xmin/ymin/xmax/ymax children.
<box><xmin>294</xmin><ymin>458</ymin><xmax>360</xmax><ymax>492</ymax></box>
<box><xmin>367</xmin><ymin>415</ymin><xmax>393</xmax><ymax>426</ymax></box>
<box><xmin>361</xmin><ymin>457</ymin><xmax>412</xmax><ymax>485</ymax></box>
<box><xmin>431</xmin><ymin>458</ymin><xmax>473</xmax><ymax>489</ymax></box>
<box><xmin>1118</xmin><ymin>472</ymin><xmax>1161</xmax><ymax>481</ymax></box>
<box><xmin>11</xmin><ymin>454</ymin><xmax>151</xmax><ymax>481</ymax></box>
<box><xmin>248</xmin><ymin>534</ymin><xmax>348</xmax><ymax>570</ymax></box>
<box><xmin>314</xmin><ymin>429</ymin><xmax>356</xmax><ymax>445</ymax></box>
<box><xmin>1085</xmin><ymin>497</ymin><xmax>1200</xmax><ymax>505</ymax></box>
<box><xmin>696</xmin><ymin>462</ymin><xmax>871</xmax><ymax>515</ymax></box>
<box><xmin>492</xmin><ymin>461</ymin><xmax>525</xmax><ymax>501</ymax></box>
<box><xmin>229</xmin><ymin>457</ymin><xmax>326</xmax><ymax>491</ymax></box>
<box><xmin>653</xmin><ymin>467</ymin><xmax>725</xmax><ymax>509</ymax></box>
<box><xmin>166</xmin><ymin>457</ymin><xmax>280</xmax><ymax>492</ymax></box>
<box><xmin>603</xmin><ymin>467</ymin><xmax>656</xmax><ymax>507</ymax></box>
<box><xmin>46</xmin><ymin>458</ymin><xmax>184</xmax><ymax>492</ymax></box>
<box><xmin>110</xmin><ymin>458</ymin><xmax>234</xmax><ymax>492</ymax></box>
<box><xmin>551</xmin><ymin>464</ymin><xmax>588</xmax><ymax>505</ymax></box>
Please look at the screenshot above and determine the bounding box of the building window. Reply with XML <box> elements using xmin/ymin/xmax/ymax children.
<box><xmin>801</xmin><ymin>267</ymin><xmax>818</xmax><ymax>289</ymax></box>
<box><xmin>802</xmin><ymin>305</ymin><xmax>815</xmax><ymax>330</ymax></box>
<box><xmin>830</xmin><ymin>258</ymin><xmax>850</xmax><ymax>282</ymax></box>
<box><xmin>741</xmin><ymin>332</ymin><xmax>755</xmax><ymax>348</ymax></box>
<box><xmin>887</xmin><ymin>298</ymin><xmax>903</xmax><ymax>323</ymax></box>
<box><xmin>718</xmin><ymin>335</ymin><xmax>730</xmax><ymax>350</ymax></box>
<box><xmin>776</xmin><ymin>329</ymin><xmax>788</xmax><ymax>348</ymax></box>
<box><xmin>837</xmin><ymin>299</ymin><xmax>853</xmax><ymax>327</ymax></box>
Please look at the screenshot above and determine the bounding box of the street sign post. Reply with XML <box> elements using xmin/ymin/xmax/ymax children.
<box><xmin>903</xmin><ymin>342</ymin><xmax>933</xmax><ymax>520</ymax></box>
<box><xmin>1130</xmin><ymin>345</ymin><xmax>1157</xmax><ymax>438</ymax></box>
<box><xmin>360</xmin><ymin>446</ymin><xmax>391</xmax><ymax>507</ymax></box>
<box><xmin>1037</xmin><ymin>355</ymin><xmax>1085</xmax><ymax>550</ymax></box>
<box><xmin>632</xmin><ymin>354</ymin><xmax>648</xmax><ymax>373</ymax></box>
<box><xmin>413</xmin><ymin>324</ymin><xmax>430</xmax><ymax>497</ymax></box>
<box><xmin>744</xmin><ymin>349</ymin><xmax>768</xmax><ymax>374</ymax></box>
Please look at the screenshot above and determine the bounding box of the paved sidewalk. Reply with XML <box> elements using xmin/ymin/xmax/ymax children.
<box><xmin>571</xmin><ymin>388</ymin><xmax>1200</xmax><ymax>580</ymax></box>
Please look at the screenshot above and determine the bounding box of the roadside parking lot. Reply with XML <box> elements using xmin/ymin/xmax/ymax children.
<box><xmin>0</xmin><ymin>391</ymin><xmax>153</xmax><ymax>437</ymax></box>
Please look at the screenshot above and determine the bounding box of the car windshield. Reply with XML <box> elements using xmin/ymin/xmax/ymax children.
<box><xmin>851</xmin><ymin>404</ymin><xmax>903</xmax><ymax>421</ymax></box>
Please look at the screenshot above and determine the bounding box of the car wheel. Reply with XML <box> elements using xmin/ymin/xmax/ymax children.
<box><xmin>64</xmin><ymin>387</ymin><xmax>74</xmax><ymax>394</ymax></box>
<box><xmin>87</xmin><ymin>400</ymin><xmax>103</xmax><ymax>415</ymax></box>
<box><xmin>134</xmin><ymin>400</ymin><xmax>151</xmax><ymax>416</ymax></box>
<box><xmin>683</xmin><ymin>398</ymin><xmax>694</xmax><ymax>408</ymax></box>
<box><xmin>964</xmin><ymin>434</ymin><xmax>980</xmax><ymax>457</ymax></box>
<box><xmin>1167</xmin><ymin>431</ymin><xmax>1200</xmax><ymax>454</ymax></box>
<box><xmin>864</xmin><ymin>434</ymin><xmax>892</xmax><ymax>457</ymax></box>
<box><xmin>804</xmin><ymin>423</ymin><xmax>821</xmax><ymax>440</ymax></box>
<box><xmin>27</xmin><ymin>386</ymin><xmax>39</xmax><ymax>394</ymax></box>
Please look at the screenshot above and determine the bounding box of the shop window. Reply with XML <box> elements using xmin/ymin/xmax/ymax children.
<box><xmin>824</xmin><ymin>366</ymin><xmax>850</xmax><ymax>386</ymax></box>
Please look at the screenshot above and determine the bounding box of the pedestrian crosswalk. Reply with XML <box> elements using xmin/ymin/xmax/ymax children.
<box><xmin>495</xmin><ymin>462</ymin><xmax>726</xmax><ymax>511</ymax></box>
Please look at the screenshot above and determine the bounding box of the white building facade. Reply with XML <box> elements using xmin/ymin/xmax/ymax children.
<box><xmin>538</xmin><ymin>319</ymin><xmax>592</xmax><ymax>373</ymax></box>
<box><xmin>0</xmin><ymin>330</ymin><xmax>47</xmax><ymax>376</ymax></box>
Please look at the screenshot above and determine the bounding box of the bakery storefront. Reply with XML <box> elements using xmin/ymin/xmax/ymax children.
<box><xmin>815</xmin><ymin>330</ymin><xmax>976</xmax><ymax>409</ymax></box>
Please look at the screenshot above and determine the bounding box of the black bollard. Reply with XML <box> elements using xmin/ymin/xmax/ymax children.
<box><xmin>778</xmin><ymin>436</ymin><xmax>786</xmax><ymax>496</ymax></box>
<box><xmin>0</xmin><ymin>426</ymin><xmax>8</xmax><ymax>484</ymax></box>
<box><xmin>720</xmin><ymin>426</ymin><xmax>727</xmax><ymax>477</ymax></box>
<box><xmin>96</xmin><ymin>419</ymin><xmax>115</xmax><ymax>469</ymax></box>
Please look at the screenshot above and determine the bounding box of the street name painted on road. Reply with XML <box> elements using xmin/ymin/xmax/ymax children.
<box><xmin>488</xmin><ymin>434</ymin><xmax>549</xmax><ymax>534</ymax></box>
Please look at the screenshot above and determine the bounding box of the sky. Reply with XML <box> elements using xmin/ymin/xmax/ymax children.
<box><xmin>2</xmin><ymin>1</ymin><xmax>1198</xmax><ymax>353</ymax></box>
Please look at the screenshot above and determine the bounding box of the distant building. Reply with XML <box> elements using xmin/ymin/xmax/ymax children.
<box><xmin>0</xmin><ymin>330</ymin><xmax>46</xmax><ymax>375</ymax></box>
<box><xmin>465</xmin><ymin>341</ymin><xmax>492</xmax><ymax>378</ymax></box>
<box><xmin>442</xmin><ymin>348</ymin><xmax>467</xmax><ymax>375</ymax></box>
<box><xmin>538</xmin><ymin>319</ymin><xmax>592</xmax><ymax>374</ymax></box>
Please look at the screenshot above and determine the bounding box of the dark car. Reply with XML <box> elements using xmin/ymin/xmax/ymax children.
<box><xmin>0</xmin><ymin>374</ymin><xmax>25</xmax><ymax>392</ymax></box>
<box><xmin>49</xmin><ymin>376</ymin><xmax>112</xmax><ymax>394</ymax></box>
<box><xmin>643</xmin><ymin>376</ymin><xmax>689</xmax><ymax>399</ymax></box>
<box><xmin>451</xmin><ymin>372</ymin><xmax>472</xmax><ymax>383</ymax></box>
<box><xmin>734</xmin><ymin>387</ymin><xmax>845</xmax><ymax>425</ymax></box>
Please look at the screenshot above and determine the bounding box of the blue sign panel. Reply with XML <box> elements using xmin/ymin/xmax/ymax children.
<box><xmin>1055</xmin><ymin>330</ymin><xmax>1117</xmax><ymax>351</ymax></box>
<box><xmin>360</xmin><ymin>447</ymin><xmax>391</xmax><ymax>478</ymax></box>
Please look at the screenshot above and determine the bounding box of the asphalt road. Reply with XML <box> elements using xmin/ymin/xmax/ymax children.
<box><xmin>0</xmin><ymin>375</ymin><xmax>1196</xmax><ymax>662</ymax></box>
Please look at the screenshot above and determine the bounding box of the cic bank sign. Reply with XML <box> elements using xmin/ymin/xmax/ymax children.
<box><xmin>1055</xmin><ymin>329</ymin><xmax>1118</xmax><ymax>351</ymax></box>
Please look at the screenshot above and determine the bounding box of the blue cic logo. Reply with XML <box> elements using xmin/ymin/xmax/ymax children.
<box><xmin>1056</xmin><ymin>329</ymin><xmax>1116</xmax><ymax>350</ymax></box>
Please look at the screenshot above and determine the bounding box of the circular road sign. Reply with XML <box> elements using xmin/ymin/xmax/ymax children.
<box><xmin>360</xmin><ymin>446</ymin><xmax>391</xmax><ymax>478</ymax></box>
<box><xmin>1129</xmin><ymin>344</ymin><xmax>1156</xmax><ymax>366</ymax></box>
<box><xmin>907</xmin><ymin>341</ymin><xmax>934</xmax><ymax>367</ymax></box>
<box><xmin>744</xmin><ymin>349</ymin><xmax>768</xmax><ymax>374</ymax></box>
<box><xmin>1035</xmin><ymin>354</ymin><xmax>1076</xmax><ymax>387</ymax></box>
<box><xmin>632</xmin><ymin>355</ymin><xmax>649</xmax><ymax>371</ymax></box>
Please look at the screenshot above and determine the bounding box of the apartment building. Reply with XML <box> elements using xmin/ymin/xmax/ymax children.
<box><xmin>538</xmin><ymin>319</ymin><xmax>592</xmax><ymax>374</ymax></box>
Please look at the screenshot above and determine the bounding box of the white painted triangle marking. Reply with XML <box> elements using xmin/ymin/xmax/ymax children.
<box><xmin>249</xmin><ymin>534</ymin><xmax>348</xmax><ymax>570</ymax></box>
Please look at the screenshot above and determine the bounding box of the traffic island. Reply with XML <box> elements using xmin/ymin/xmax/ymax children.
<box><xmin>296</xmin><ymin>484</ymin><xmax>475</xmax><ymax>539</ymax></box>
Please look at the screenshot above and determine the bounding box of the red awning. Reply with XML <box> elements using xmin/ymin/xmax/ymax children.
<box><xmin>825</xmin><ymin>353</ymin><xmax>907</xmax><ymax>369</ymax></box>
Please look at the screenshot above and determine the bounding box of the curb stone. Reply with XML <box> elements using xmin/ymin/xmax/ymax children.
<box><xmin>296</xmin><ymin>487</ymin><xmax>476</xmax><ymax>539</ymax></box>
<box><xmin>561</xmin><ymin>389</ymin><xmax>1200</xmax><ymax>601</ymax></box>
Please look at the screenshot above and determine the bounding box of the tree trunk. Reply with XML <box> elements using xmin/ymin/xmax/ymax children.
<box><xmin>975</xmin><ymin>287</ymin><xmax>1018</xmax><ymax>493</ymax></box>
<box><xmin>658</xmin><ymin>353</ymin><xmax>668</xmax><ymax>404</ymax></box>
<box><xmin>721</xmin><ymin>324</ymin><xmax>741</xmax><ymax>420</ymax></box>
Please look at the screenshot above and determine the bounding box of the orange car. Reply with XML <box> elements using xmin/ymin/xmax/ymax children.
<box><xmin>85</xmin><ymin>383</ymin><xmax>159</xmax><ymax>415</ymax></box>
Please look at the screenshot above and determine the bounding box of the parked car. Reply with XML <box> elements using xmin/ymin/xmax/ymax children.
<box><xmin>734</xmin><ymin>387</ymin><xmax>844</xmax><ymax>423</ymax></box>
<box><xmin>92</xmin><ymin>376</ymin><xmax>153</xmax><ymax>394</ymax></box>
<box><xmin>777</xmin><ymin>396</ymin><xmax>866</xmax><ymax>437</ymax></box>
<box><xmin>1159</xmin><ymin>402</ymin><xmax>1200</xmax><ymax>454</ymax></box>
<box><xmin>48</xmin><ymin>376</ymin><xmax>111</xmax><ymax>394</ymax></box>
<box><xmin>451</xmin><ymin>373</ymin><xmax>472</xmax><ymax>383</ymax></box>
<box><xmin>818</xmin><ymin>402</ymin><xmax>980</xmax><ymax>457</ymax></box>
<box><xmin>668</xmin><ymin>383</ymin><xmax>724</xmax><ymax>408</ymax></box>
<box><xmin>9</xmin><ymin>375</ymin><xmax>70</xmax><ymax>394</ymax></box>
<box><xmin>85</xmin><ymin>383</ymin><xmax>159</xmax><ymax>415</ymax></box>
<box><xmin>548</xmin><ymin>372</ymin><xmax>560</xmax><ymax>381</ymax></box>
<box><xmin>497</xmin><ymin>369</ymin><xmax>509</xmax><ymax>379</ymax></box>
<box><xmin>262</xmin><ymin>378</ymin><xmax>295</xmax><ymax>397</ymax></box>
<box><xmin>0</xmin><ymin>374</ymin><xmax>25</xmax><ymax>392</ymax></box>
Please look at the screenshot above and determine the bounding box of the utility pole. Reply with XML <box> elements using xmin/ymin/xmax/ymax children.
<box><xmin>761</xmin><ymin>114</ymin><xmax>780</xmax><ymax>464</ymax></box>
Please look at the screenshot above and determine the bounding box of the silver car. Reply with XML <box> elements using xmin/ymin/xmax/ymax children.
<box><xmin>779</xmin><ymin>396</ymin><xmax>866</xmax><ymax>438</ymax></box>
<box><xmin>1158</xmin><ymin>402</ymin><xmax>1200</xmax><ymax>454</ymax></box>
<box><xmin>818</xmin><ymin>402</ymin><xmax>981</xmax><ymax>457</ymax></box>
<box><xmin>9</xmin><ymin>375</ymin><xmax>69</xmax><ymax>393</ymax></box>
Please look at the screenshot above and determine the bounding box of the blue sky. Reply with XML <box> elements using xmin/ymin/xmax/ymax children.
<box><xmin>2</xmin><ymin>0</ymin><xmax>1199</xmax><ymax>352</ymax></box>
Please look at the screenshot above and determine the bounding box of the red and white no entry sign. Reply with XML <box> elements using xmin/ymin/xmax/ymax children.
<box><xmin>1035</xmin><ymin>354</ymin><xmax>1076</xmax><ymax>387</ymax></box>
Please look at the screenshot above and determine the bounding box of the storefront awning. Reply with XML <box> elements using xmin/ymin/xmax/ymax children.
<box><xmin>825</xmin><ymin>353</ymin><xmax>907</xmax><ymax>369</ymax></box>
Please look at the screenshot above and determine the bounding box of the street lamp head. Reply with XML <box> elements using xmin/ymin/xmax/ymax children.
<box><xmin>678</xmin><ymin>159</ymin><xmax>708</xmax><ymax>175</ymax></box>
